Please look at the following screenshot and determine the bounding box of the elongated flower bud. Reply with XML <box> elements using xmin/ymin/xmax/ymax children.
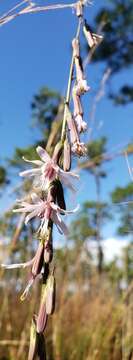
<box><xmin>52</xmin><ymin>141</ymin><xmax>63</xmax><ymax>163</ymax></box>
<box><xmin>56</xmin><ymin>180</ymin><xmax>66</xmax><ymax>211</ymax></box>
<box><xmin>66</xmin><ymin>107</ymin><xmax>79</xmax><ymax>144</ymax></box>
<box><xmin>44</xmin><ymin>241</ymin><xmax>53</xmax><ymax>264</ymax></box>
<box><xmin>32</xmin><ymin>242</ymin><xmax>44</xmax><ymax>278</ymax></box>
<box><xmin>63</xmin><ymin>138</ymin><xmax>71</xmax><ymax>171</ymax></box>
<box><xmin>83</xmin><ymin>22</ymin><xmax>103</xmax><ymax>48</ymax></box>
<box><xmin>72</xmin><ymin>87</ymin><xmax>83</xmax><ymax>117</ymax></box>
<box><xmin>75</xmin><ymin>57</ymin><xmax>84</xmax><ymax>82</ymax></box>
<box><xmin>45</xmin><ymin>274</ymin><xmax>56</xmax><ymax>315</ymax></box>
<box><xmin>72</xmin><ymin>38</ymin><xmax>79</xmax><ymax>58</ymax></box>
<box><xmin>28</xmin><ymin>318</ymin><xmax>38</xmax><ymax>360</ymax></box>
<box><xmin>83</xmin><ymin>24</ymin><xmax>95</xmax><ymax>48</ymax></box>
<box><xmin>37</xmin><ymin>285</ymin><xmax>48</xmax><ymax>334</ymax></box>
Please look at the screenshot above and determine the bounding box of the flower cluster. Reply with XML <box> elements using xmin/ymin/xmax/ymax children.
<box><xmin>1</xmin><ymin>1</ymin><xmax>103</xmax><ymax>358</ymax></box>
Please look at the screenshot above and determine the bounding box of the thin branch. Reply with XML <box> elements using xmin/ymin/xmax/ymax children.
<box><xmin>124</xmin><ymin>151</ymin><xmax>133</xmax><ymax>181</ymax></box>
<box><xmin>0</xmin><ymin>2</ymin><xmax>77</xmax><ymax>26</ymax></box>
<box><xmin>61</xmin><ymin>17</ymin><xmax>82</xmax><ymax>140</ymax></box>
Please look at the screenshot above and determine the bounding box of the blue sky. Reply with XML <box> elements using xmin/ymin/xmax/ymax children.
<box><xmin>0</xmin><ymin>0</ymin><xmax>133</xmax><ymax>241</ymax></box>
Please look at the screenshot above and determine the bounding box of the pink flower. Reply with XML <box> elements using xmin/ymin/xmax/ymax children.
<box><xmin>74</xmin><ymin>58</ymin><xmax>90</xmax><ymax>95</ymax></box>
<box><xmin>13</xmin><ymin>193</ymin><xmax>79</xmax><ymax>236</ymax></box>
<box><xmin>1</xmin><ymin>241</ymin><xmax>44</xmax><ymax>300</ymax></box>
<box><xmin>19</xmin><ymin>146</ymin><xmax>79</xmax><ymax>192</ymax></box>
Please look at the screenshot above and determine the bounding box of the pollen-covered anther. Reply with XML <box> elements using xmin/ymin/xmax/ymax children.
<box><xmin>63</xmin><ymin>138</ymin><xmax>71</xmax><ymax>172</ymax></box>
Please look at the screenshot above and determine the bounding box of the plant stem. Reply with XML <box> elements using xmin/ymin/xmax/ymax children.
<box><xmin>61</xmin><ymin>16</ymin><xmax>82</xmax><ymax>141</ymax></box>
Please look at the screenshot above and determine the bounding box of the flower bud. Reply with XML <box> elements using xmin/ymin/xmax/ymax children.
<box><xmin>83</xmin><ymin>24</ymin><xmax>95</xmax><ymax>48</ymax></box>
<box><xmin>83</xmin><ymin>22</ymin><xmax>103</xmax><ymax>48</ymax></box>
<box><xmin>72</xmin><ymin>38</ymin><xmax>79</xmax><ymax>58</ymax></box>
<box><xmin>52</xmin><ymin>141</ymin><xmax>63</xmax><ymax>163</ymax></box>
<box><xmin>63</xmin><ymin>138</ymin><xmax>71</xmax><ymax>171</ymax></box>
<box><xmin>28</xmin><ymin>318</ymin><xmax>38</xmax><ymax>360</ymax></box>
<box><xmin>75</xmin><ymin>57</ymin><xmax>84</xmax><ymax>82</ymax></box>
<box><xmin>32</xmin><ymin>242</ymin><xmax>44</xmax><ymax>278</ymax></box>
<box><xmin>37</xmin><ymin>285</ymin><xmax>48</xmax><ymax>333</ymax></box>
<box><xmin>66</xmin><ymin>107</ymin><xmax>79</xmax><ymax>144</ymax></box>
<box><xmin>45</xmin><ymin>274</ymin><xmax>56</xmax><ymax>315</ymax></box>
<box><xmin>72</xmin><ymin>88</ymin><xmax>83</xmax><ymax>117</ymax></box>
<box><xmin>44</xmin><ymin>242</ymin><xmax>53</xmax><ymax>264</ymax></box>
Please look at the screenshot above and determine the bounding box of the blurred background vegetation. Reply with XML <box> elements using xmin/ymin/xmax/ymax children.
<box><xmin>0</xmin><ymin>0</ymin><xmax>133</xmax><ymax>359</ymax></box>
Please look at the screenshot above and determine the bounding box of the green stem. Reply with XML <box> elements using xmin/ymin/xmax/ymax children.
<box><xmin>61</xmin><ymin>16</ymin><xmax>82</xmax><ymax>141</ymax></box>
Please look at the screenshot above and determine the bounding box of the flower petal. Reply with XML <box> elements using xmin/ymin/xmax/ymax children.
<box><xmin>25</xmin><ymin>209</ymin><xmax>40</xmax><ymax>224</ymax></box>
<box><xmin>31</xmin><ymin>193</ymin><xmax>43</xmax><ymax>204</ymax></box>
<box><xmin>1</xmin><ymin>258</ymin><xmax>34</xmax><ymax>269</ymax></box>
<box><xmin>51</xmin><ymin>211</ymin><xmax>69</xmax><ymax>235</ymax></box>
<box><xmin>58</xmin><ymin>204</ymin><xmax>80</xmax><ymax>215</ymax></box>
<box><xmin>22</xmin><ymin>156</ymin><xmax>43</xmax><ymax>166</ymax></box>
<box><xmin>36</xmin><ymin>146</ymin><xmax>51</xmax><ymax>163</ymax></box>
<box><xmin>19</xmin><ymin>168</ymin><xmax>41</xmax><ymax>178</ymax></box>
<box><xmin>59</xmin><ymin>171</ymin><xmax>77</xmax><ymax>192</ymax></box>
<box><xmin>20</xmin><ymin>277</ymin><xmax>34</xmax><ymax>301</ymax></box>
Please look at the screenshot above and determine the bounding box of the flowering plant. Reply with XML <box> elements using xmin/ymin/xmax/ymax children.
<box><xmin>1</xmin><ymin>0</ymin><xmax>103</xmax><ymax>358</ymax></box>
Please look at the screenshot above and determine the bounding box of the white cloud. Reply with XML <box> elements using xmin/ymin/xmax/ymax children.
<box><xmin>88</xmin><ymin>237</ymin><xmax>129</xmax><ymax>263</ymax></box>
<box><xmin>102</xmin><ymin>237</ymin><xmax>129</xmax><ymax>262</ymax></box>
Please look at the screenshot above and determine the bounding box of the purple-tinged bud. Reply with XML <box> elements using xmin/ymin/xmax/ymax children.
<box><xmin>44</xmin><ymin>242</ymin><xmax>53</xmax><ymax>264</ymax></box>
<box><xmin>66</xmin><ymin>107</ymin><xmax>79</xmax><ymax>144</ymax></box>
<box><xmin>45</xmin><ymin>274</ymin><xmax>56</xmax><ymax>315</ymax></box>
<box><xmin>72</xmin><ymin>88</ymin><xmax>83</xmax><ymax>117</ymax></box>
<box><xmin>83</xmin><ymin>22</ymin><xmax>103</xmax><ymax>48</ymax></box>
<box><xmin>83</xmin><ymin>24</ymin><xmax>95</xmax><ymax>48</ymax></box>
<box><xmin>52</xmin><ymin>141</ymin><xmax>63</xmax><ymax>163</ymax></box>
<box><xmin>37</xmin><ymin>285</ymin><xmax>48</xmax><ymax>334</ymax></box>
<box><xmin>74</xmin><ymin>57</ymin><xmax>90</xmax><ymax>95</ymax></box>
<box><xmin>72</xmin><ymin>38</ymin><xmax>80</xmax><ymax>58</ymax></box>
<box><xmin>28</xmin><ymin>318</ymin><xmax>38</xmax><ymax>360</ymax></box>
<box><xmin>75</xmin><ymin>57</ymin><xmax>84</xmax><ymax>82</ymax></box>
<box><xmin>32</xmin><ymin>242</ymin><xmax>44</xmax><ymax>278</ymax></box>
<box><xmin>76</xmin><ymin>0</ymin><xmax>83</xmax><ymax>17</ymax></box>
<box><xmin>63</xmin><ymin>138</ymin><xmax>71</xmax><ymax>171</ymax></box>
<box><xmin>56</xmin><ymin>180</ymin><xmax>66</xmax><ymax>211</ymax></box>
